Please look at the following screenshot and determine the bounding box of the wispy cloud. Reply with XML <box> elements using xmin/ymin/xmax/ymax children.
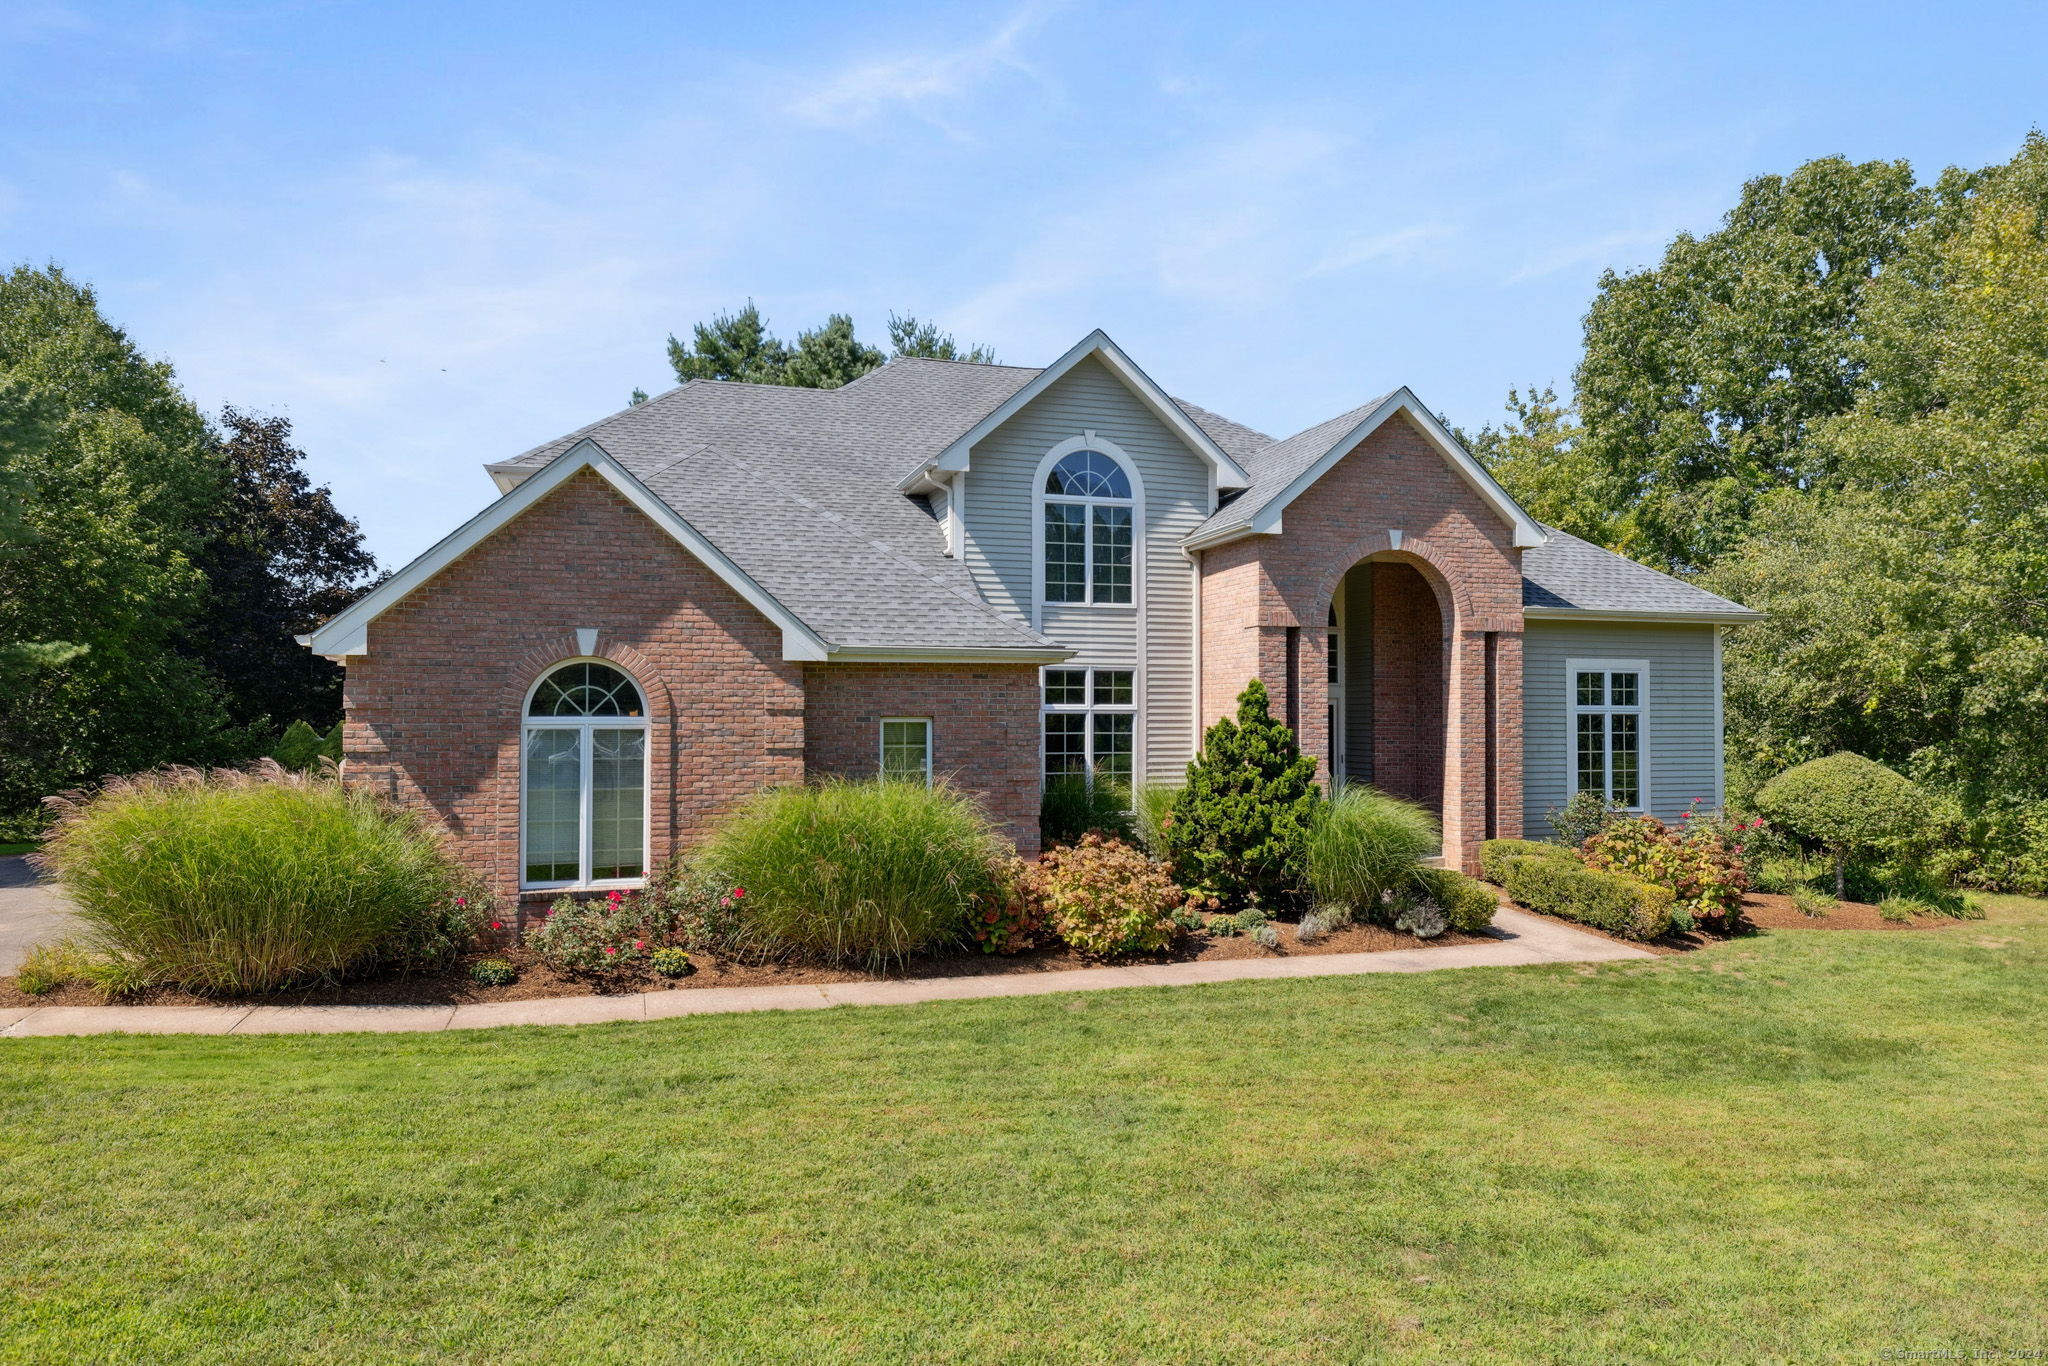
<box><xmin>1506</xmin><ymin>226</ymin><xmax>1678</xmax><ymax>283</ymax></box>
<box><xmin>1307</xmin><ymin>224</ymin><xmax>1455</xmax><ymax>277</ymax></box>
<box><xmin>787</xmin><ymin>3</ymin><xmax>1056</xmax><ymax>132</ymax></box>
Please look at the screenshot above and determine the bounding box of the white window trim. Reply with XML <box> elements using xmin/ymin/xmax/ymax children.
<box><xmin>1031</xmin><ymin>434</ymin><xmax>1144</xmax><ymax>625</ymax></box>
<box><xmin>1039</xmin><ymin>665</ymin><xmax>1140</xmax><ymax>790</ymax></box>
<box><xmin>879</xmin><ymin>716</ymin><xmax>934</xmax><ymax>786</ymax></box>
<box><xmin>519</xmin><ymin>658</ymin><xmax>652</xmax><ymax>892</ymax></box>
<box><xmin>1565</xmin><ymin>657</ymin><xmax>1650</xmax><ymax>813</ymax></box>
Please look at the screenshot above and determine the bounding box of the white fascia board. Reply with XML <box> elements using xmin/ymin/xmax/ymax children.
<box><xmin>1522</xmin><ymin>607</ymin><xmax>1766</xmax><ymax>625</ymax></box>
<box><xmin>901</xmin><ymin>329</ymin><xmax>1253</xmax><ymax>491</ymax></box>
<box><xmin>306</xmin><ymin>438</ymin><xmax>831</xmax><ymax>663</ymax></box>
<box><xmin>1245</xmin><ymin>390</ymin><xmax>1545</xmax><ymax>549</ymax></box>
<box><xmin>821</xmin><ymin>645</ymin><xmax>1076</xmax><ymax>665</ymax></box>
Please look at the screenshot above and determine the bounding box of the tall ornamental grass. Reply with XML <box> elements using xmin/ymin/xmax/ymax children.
<box><xmin>691</xmin><ymin>778</ymin><xmax>1006</xmax><ymax>970</ymax></box>
<box><xmin>1306</xmin><ymin>786</ymin><xmax>1441</xmax><ymax>920</ymax></box>
<box><xmin>35</xmin><ymin>762</ymin><xmax>477</xmax><ymax>993</ymax></box>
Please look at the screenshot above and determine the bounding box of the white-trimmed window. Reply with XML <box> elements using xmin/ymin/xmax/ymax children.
<box><xmin>1569</xmin><ymin>660</ymin><xmax>1646</xmax><ymax>810</ymax></box>
<box><xmin>1041</xmin><ymin>449</ymin><xmax>1134</xmax><ymax>605</ymax></box>
<box><xmin>880</xmin><ymin>717</ymin><xmax>933</xmax><ymax>785</ymax></box>
<box><xmin>1042</xmin><ymin>667</ymin><xmax>1135</xmax><ymax>787</ymax></box>
<box><xmin>521</xmin><ymin>661</ymin><xmax>649</xmax><ymax>889</ymax></box>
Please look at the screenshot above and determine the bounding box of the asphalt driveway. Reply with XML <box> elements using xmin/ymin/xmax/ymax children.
<box><xmin>0</xmin><ymin>856</ymin><xmax>75</xmax><ymax>975</ymax></box>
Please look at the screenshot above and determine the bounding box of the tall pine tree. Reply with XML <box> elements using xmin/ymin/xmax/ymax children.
<box><xmin>1162</xmin><ymin>679</ymin><xmax>1321</xmax><ymax>910</ymax></box>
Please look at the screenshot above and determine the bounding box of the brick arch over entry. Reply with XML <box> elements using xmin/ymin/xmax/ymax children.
<box><xmin>1194</xmin><ymin>412</ymin><xmax>1527</xmax><ymax>872</ymax></box>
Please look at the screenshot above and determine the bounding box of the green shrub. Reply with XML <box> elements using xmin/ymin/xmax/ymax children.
<box><xmin>1754</xmin><ymin>753</ymin><xmax>1932</xmax><ymax>898</ymax></box>
<box><xmin>1502</xmin><ymin>855</ymin><xmax>1674</xmax><ymax>940</ymax></box>
<box><xmin>1876</xmin><ymin>896</ymin><xmax>1924</xmax><ymax>923</ymax></box>
<box><xmin>36</xmin><ymin>763</ymin><xmax>484</xmax><ymax>994</ymax></box>
<box><xmin>1250</xmin><ymin>921</ymin><xmax>1280</xmax><ymax>950</ymax></box>
<box><xmin>1925</xmin><ymin>795</ymin><xmax>2048</xmax><ymax>896</ymax></box>
<box><xmin>1131</xmin><ymin>780</ymin><xmax>1181</xmax><ymax>858</ymax></box>
<box><xmin>270</xmin><ymin>720</ymin><xmax>330</xmax><ymax>773</ymax></box>
<box><xmin>15</xmin><ymin>941</ymin><xmax>88</xmax><ymax>995</ymax></box>
<box><xmin>1546</xmin><ymin>790</ymin><xmax>1622</xmax><ymax>848</ymax></box>
<box><xmin>1408</xmin><ymin>867</ymin><xmax>1497</xmax><ymax>933</ymax></box>
<box><xmin>1040</xmin><ymin>775</ymin><xmax>1134</xmax><ymax>848</ymax></box>
<box><xmin>1306</xmin><ymin>787</ymin><xmax>1439</xmax><ymax>923</ymax></box>
<box><xmin>469</xmin><ymin>958</ymin><xmax>517</xmax><ymax>986</ymax></box>
<box><xmin>691</xmin><ymin>778</ymin><xmax>1005</xmax><ymax>970</ymax></box>
<box><xmin>966</xmin><ymin>856</ymin><xmax>1048</xmax><ymax>955</ymax></box>
<box><xmin>1582</xmin><ymin>812</ymin><xmax>1749</xmax><ymax>930</ymax></box>
<box><xmin>1204</xmin><ymin>908</ymin><xmax>1268</xmax><ymax>939</ymax></box>
<box><xmin>1479</xmin><ymin>838</ymin><xmax>1574</xmax><ymax>887</ymax></box>
<box><xmin>1039</xmin><ymin>834</ymin><xmax>1185</xmax><ymax>958</ymax></box>
<box><xmin>1162</xmin><ymin>680</ymin><xmax>1321</xmax><ymax>910</ymax></box>
<box><xmin>650</xmin><ymin>947</ymin><xmax>693</xmax><ymax>978</ymax></box>
<box><xmin>1755</xmin><ymin>853</ymin><xmax>1827</xmax><ymax>894</ymax></box>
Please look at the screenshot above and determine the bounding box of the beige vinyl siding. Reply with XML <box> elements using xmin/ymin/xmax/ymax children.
<box><xmin>1522</xmin><ymin>619</ymin><xmax>1723</xmax><ymax>835</ymax></box>
<box><xmin>958</xmin><ymin>355</ymin><xmax>1211</xmax><ymax>782</ymax></box>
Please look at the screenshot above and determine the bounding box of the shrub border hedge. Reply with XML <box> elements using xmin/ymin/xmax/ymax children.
<box><xmin>1498</xmin><ymin>852</ymin><xmax>1674</xmax><ymax>941</ymax></box>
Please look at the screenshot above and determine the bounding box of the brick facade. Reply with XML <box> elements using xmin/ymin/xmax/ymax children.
<box><xmin>1371</xmin><ymin>561</ymin><xmax>1446</xmax><ymax>811</ymax></box>
<box><xmin>802</xmin><ymin>663</ymin><xmax>1043</xmax><ymax>857</ymax></box>
<box><xmin>342</xmin><ymin>470</ymin><xmax>806</xmax><ymax>917</ymax></box>
<box><xmin>1198</xmin><ymin>413</ymin><xmax>1526</xmax><ymax>872</ymax></box>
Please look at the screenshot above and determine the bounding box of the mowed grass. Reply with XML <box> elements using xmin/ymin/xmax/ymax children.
<box><xmin>5</xmin><ymin>902</ymin><xmax>2048</xmax><ymax>1363</ymax></box>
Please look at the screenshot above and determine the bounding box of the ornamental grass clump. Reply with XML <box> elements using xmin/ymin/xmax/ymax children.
<box><xmin>1306</xmin><ymin>786</ymin><xmax>1440</xmax><ymax>923</ymax></box>
<box><xmin>34</xmin><ymin>761</ymin><xmax>482</xmax><ymax>994</ymax></box>
<box><xmin>692</xmin><ymin>778</ymin><xmax>1006</xmax><ymax>970</ymax></box>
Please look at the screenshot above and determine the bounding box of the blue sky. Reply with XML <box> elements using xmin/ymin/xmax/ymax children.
<box><xmin>4</xmin><ymin>1</ymin><xmax>2044</xmax><ymax>566</ymax></box>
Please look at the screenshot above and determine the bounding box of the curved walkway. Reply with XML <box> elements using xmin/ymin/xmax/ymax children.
<box><xmin>0</xmin><ymin>908</ymin><xmax>1651</xmax><ymax>1038</ymax></box>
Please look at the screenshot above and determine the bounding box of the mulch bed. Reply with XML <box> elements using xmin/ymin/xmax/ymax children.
<box><xmin>0</xmin><ymin>916</ymin><xmax>1492</xmax><ymax>1010</ymax></box>
<box><xmin>1492</xmin><ymin>885</ymin><xmax>1966</xmax><ymax>956</ymax></box>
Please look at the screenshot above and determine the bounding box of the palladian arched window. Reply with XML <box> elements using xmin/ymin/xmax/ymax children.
<box><xmin>522</xmin><ymin>661</ymin><xmax>648</xmax><ymax>888</ymax></box>
<box><xmin>1042</xmin><ymin>449</ymin><xmax>1134</xmax><ymax>605</ymax></box>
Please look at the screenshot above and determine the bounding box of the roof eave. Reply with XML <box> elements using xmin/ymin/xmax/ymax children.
<box><xmin>1521</xmin><ymin>606</ymin><xmax>1766</xmax><ymax>625</ymax></box>
<box><xmin>820</xmin><ymin>644</ymin><xmax>1077</xmax><ymax>665</ymax></box>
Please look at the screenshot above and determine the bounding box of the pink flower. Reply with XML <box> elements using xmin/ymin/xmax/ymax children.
<box><xmin>633</xmin><ymin>940</ymin><xmax>645</xmax><ymax>950</ymax></box>
<box><xmin>455</xmin><ymin>897</ymin><xmax>467</xmax><ymax>906</ymax></box>
<box><xmin>605</xmin><ymin>946</ymin><xmax>617</xmax><ymax>955</ymax></box>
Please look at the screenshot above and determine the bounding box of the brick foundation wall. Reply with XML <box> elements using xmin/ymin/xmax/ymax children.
<box><xmin>802</xmin><ymin>663</ymin><xmax>1043</xmax><ymax>857</ymax></box>
<box><xmin>341</xmin><ymin>469</ymin><xmax>805</xmax><ymax>917</ymax></box>
<box><xmin>1197</xmin><ymin>412</ymin><xmax>1526</xmax><ymax>873</ymax></box>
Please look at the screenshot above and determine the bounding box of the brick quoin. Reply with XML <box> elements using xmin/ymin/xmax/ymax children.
<box><xmin>341</xmin><ymin>470</ymin><xmax>1051</xmax><ymax>919</ymax></box>
<box><xmin>802</xmin><ymin>663</ymin><xmax>1043</xmax><ymax>857</ymax></box>
<box><xmin>1198</xmin><ymin>413</ymin><xmax>1526</xmax><ymax>873</ymax></box>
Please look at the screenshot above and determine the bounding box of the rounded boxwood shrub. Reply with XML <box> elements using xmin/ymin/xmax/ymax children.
<box><xmin>1754</xmin><ymin>753</ymin><xmax>1932</xmax><ymax>898</ymax></box>
<box><xmin>1408</xmin><ymin>867</ymin><xmax>1498</xmax><ymax>933</ymax></box>
<box><xmin>1306</xmin><ymin>786</ymin><xmax>1439</xmax><ymax>923</ymax></box>
<box><xmin>35</xmin><ymin>763</ymin><xmax>483</xmax><ymax>994</ymax></box>
<box><xmin>691</xmin><ymin>778</ymin><xmax>1006</xmax><ymax>970</ymax></box>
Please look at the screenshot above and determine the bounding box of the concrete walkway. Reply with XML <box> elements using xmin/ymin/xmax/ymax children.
<box><xmin>0</xmin><ymin>907</ymin><xmax>1651</xmax><ymax>1038</ymax></box>
<box><xmin>0</xmin><ymin>855</ymin><xmax>75</xmax><ymax>977</ymax></box>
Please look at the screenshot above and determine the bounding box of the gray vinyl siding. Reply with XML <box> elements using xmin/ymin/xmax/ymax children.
<box><xmin>1522</xmin><ymin>619</ymin><xmax>1723</xmax><ymax>836</ymax></box>
<box><xmin>958</xmin><ymin>354</ymin><xmax>1211</xmax><ymax>782</ymax></box>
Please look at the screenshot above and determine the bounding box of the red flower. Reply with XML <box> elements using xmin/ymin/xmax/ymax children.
<box><xmin>634</xmin><ymin>940</ymin><xmax>645</xmax><ymax>950</ymax></box>
<box><xmin>454</xmin><ymin>897</ymin><xmax>467</xmax><ymax>906</ymax></box>
<box><xmin>490</xmin><ymin>921</ymin><xmax>503</xmax><ymax>931</ymax></box>
<box><xmin>605</xmin><ymin>946</ymin><xmax>618</xmax><ymax>955</ymax></box>
<box><xmin>732</xmin><ymin>886</ymin><xmax>747</xmax><ymax>899</ymax></box>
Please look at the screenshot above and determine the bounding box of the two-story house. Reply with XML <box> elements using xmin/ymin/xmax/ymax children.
<box><xmin>307</xmin><ymin>331</ymin><xmax>1759</xmax><ymax>913</ymax></box>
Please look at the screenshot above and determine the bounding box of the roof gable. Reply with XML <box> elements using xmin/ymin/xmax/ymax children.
<box><xmin>1187</xmin><ymin>389</ymin><xmax>1543</xmax><ymax>550</ymax></box>
<box><xmin>900</xmin><ymin>329</ymin><xmax>1253</xmax><ymax>492</ymax></box>
<box><xmin>305</xmin><ymin>439</ymin><xmax>831</xmax><ymax>662</ymax></box>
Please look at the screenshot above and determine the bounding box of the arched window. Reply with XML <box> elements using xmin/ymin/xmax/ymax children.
<box><xmin>522</xmin><ymin>661</ymin><xmax>649</xmax><ymax>888</ymax></box>
<box><xmin>1042</xmin><ymin>449</ymin><xmax>1134</xmax><ymax>605</ymax></box>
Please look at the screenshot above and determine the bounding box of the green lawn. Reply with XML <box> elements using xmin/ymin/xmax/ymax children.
<box><xmin>0</xmin><ymin>842</ymin><xmax>38</xmax><ymax>857</ymax></box>
<box><xmin>6</xmin><ymin>902</ymin><xmax>2047</xmax><ymax>1363</ymax></box>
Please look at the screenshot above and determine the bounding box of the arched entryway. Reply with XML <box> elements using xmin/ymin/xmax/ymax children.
<box><xmin>1326</xmin><ymin>556</ymin><xmax>1449</xmax><ymax>819</ymax></box>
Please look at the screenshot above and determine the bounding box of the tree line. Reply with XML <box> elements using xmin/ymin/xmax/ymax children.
<box><xmin>1466</xmin><ymin>131</ymin><xmax>2048</xmax><ymax>890</ymax></box>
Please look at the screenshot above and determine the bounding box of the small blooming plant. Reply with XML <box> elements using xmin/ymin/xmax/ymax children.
<box><xmin>1582</xmin><ymin>798</ymin><xmax>1751</xmax><ymax>930</ymax></box>
<box><xmin>527</xmin><ymin>889</ymin><xmax>680</xmax><ymax>979</ymax></box>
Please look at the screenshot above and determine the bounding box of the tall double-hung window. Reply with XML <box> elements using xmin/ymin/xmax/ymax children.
<box><xmin>1570</xmin><ymin>661</ymin><xmax>1644</xmax><ymax>810</ymax></box>
<box><xmin>522</xmin><ymin>661</ymin><xmax>649</xmax><ymax>888</ymax></box>
<box><xmin>1042</xmin><ymin>667</ymin><xmax>1136</xmax><ymax>788</ymax></box>
<box><xmin>1042</xmin><ymin>450</ymin><xmax>1133</xmax><ymax>605</ymax></box>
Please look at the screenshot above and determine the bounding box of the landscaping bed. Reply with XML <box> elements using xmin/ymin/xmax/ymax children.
<box><xmin>0</xmin><ymin>914</ymin><xmax>1494</xmax><ymax>1009</ymax></box>
<box><xmin>1491</xmin><ymin>884</ymin><xmax>1966</xmax><ymax>954</ymax></box>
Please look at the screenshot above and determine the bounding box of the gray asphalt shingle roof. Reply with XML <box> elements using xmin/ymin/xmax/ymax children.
<box><xmin>1522</xmin><ymin>527</ymin><xmax>1761</xmax><ymax>619</ymax></box>
<box><xmin>494</xmin><ymin>354</ymin><xmax>1752</xmax><ymax>646</ymax></box>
